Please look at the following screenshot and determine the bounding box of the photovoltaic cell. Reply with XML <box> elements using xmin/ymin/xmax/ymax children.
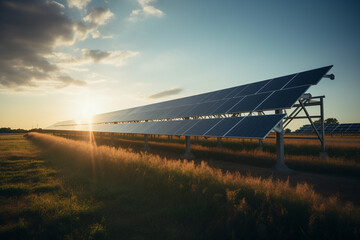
<box><xmin>225</xmin><ymin>114</ymin><xmax>285</xmax><ymax>139</ymax></box>
<box><xmin>183</xmin><ymin>118</ymin><xmax>221</xmax><ymax>136</ymax></box>
<box><xmin>258</xmin><ymin>74</ymin><xmax>296</xmax><ymax>93</ymax></box>
<box><xmin>167</xmin><ymin>105</ymin><xmax>196</xmax><ymax>118</ymax></box>
<box><xmin>211</xmin><ymin>97</ymin><xmax>244</xmax><ymax>115</ymax></box>
<box><xmin>234</xmin><ymin>80</ymin><xmax>270</xmax><ymax>97</ymax></box>
<box><xmin>185</xmin><ymin>102</ymin><xmax>218</xmax><ymax>117</ymax></box>
<box><xmin>202</xmin><ymin>87</ymin><xmax>237</xmax><ymax>102</ymax></box>
<box><xmin>204</xmin><ymin>117</ymin><xmax>243</xmax><ymax>137</ymax></box>
<box><xmin>284</xmin><ymin>66</ymin><xmax>332</xmax><ymax>89</ymax></box>
<box><xmin>174</xmin><ymin>120</ymin><xmax>197</xmax><ymax>135</ymax></box>
<box><xmin>227</xmin><ymin>92</ymin><xmax>271</xmax><ymax>113</ymax></box>
<box><xmin>255</xmin><ymin>85</ymin><xmax>310</xmax><ymax>111</ymax></box>
<box><xmin>160</xmin><ymin>120</ymin><xmax>187</xmax><ymax>135</ymax></box>
<box><xmin>225</xmin><ymin>85</ymin><xmax>249</xmax><ymax>98</ymax></box>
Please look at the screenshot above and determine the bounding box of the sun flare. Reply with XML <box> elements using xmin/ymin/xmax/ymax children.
<box><xmin>73</xmin><ymin>95</ymin><xmax>101</xmax><ymax>125</ymax></box>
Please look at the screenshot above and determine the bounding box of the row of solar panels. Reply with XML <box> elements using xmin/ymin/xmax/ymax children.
<box><xmin>54</xmin><ymin>66</ymin><xmax>331</xmax><ymax>126</ymax></box>
<box><xmin>48</xmin><ymin>114</ymin><xmax>285</xmax><ymax>139</ymax></box>
<box><xmin>297</xmin><ymin>123</ymin><xmax>360</xmax><ymax>134</ymax></box>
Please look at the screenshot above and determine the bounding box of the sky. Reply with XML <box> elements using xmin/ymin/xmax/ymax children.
<box><xmin>0</xmin><ymin>0</ymin><xmax>360</xmax><ymax>130</ymax></box>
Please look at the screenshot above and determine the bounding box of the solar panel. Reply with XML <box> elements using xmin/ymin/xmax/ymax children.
<box><xmin>225</xmin><ymin>85</ymin><xmax>249</xmax><ymax>98</ymax></box>
<box><xmin>76</xmin><ymin>65</ymin><xmax>333</xmax><ymax>123</ymax></box>
<box><xmin>258</xmin><ymin>74</ymin><xmax>296</xmax><ymax>93</ymax></box>
<box><xmin>201</xmin><ymin>87</ymin><xmax>237</xmax><ymax>102</ymax></box>
<box><xmin>49</xmin><ymin>66</ymin><xmax>333</xmax><ymax>141</ymax></box>
<box><xmin>225</xmin><ymin>114</ymin><xmax>285</xmax><ymax>139</ymax></box>
<box><xmin>227</xmin><ymin>92</ymin><xmax>272</xmax><ymax>113</ymax></box>
<box><xmin>284</xmin><ymin>66</ymin><xmax>332</xmax><ymax>89</ymax></box>
<box><xmin>183</xmin><ymin>118</ymin><xmax>221</xmax><ymax>136</ymax></box>
<box><xmin>211</xmin><ymin>97</ymin><xmax>244</xmax><ymax>115</ymax></box>
<box><xmin>234</xmin><ymin>80</ymin><xmax>270</xmax><ymax>97</ymax></box>
<box><xmin>49</xmin><ymin>114</ymin><xmax>286</xmax><ymax>139</ymax></box>
<box><xmin>256</xmin><ymin>86</ymin><xmax>310</xmax><ymax>111</ymax></box>
<box><xmin>204</xmin><ymin>117</ymin><xmax>243</xmax><ymax>137</ymax></box>
<box><xmin>297</xmin><ymin>123</ymin><xmax>360</xmax><ymax>134</ymax></box>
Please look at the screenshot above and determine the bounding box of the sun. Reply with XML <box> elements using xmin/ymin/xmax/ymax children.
<box><xmin>73</xmin><ymin>95</ymin><xmax>101</xmax><ymax>125</ymax></box>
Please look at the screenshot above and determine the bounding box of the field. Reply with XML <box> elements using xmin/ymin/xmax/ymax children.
<box><xmin>1</xmin><ymin>132</ymin><xmax>360</xmax><ymax>239</ymax></box>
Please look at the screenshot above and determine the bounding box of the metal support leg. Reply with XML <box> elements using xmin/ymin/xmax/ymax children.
<box><xmin>181</xmin><ymin>136</ymin><xmax>195</xmax><ymax>160</ymax></box>
<box><xmin>142</xmin><ymin>134</ymin><xmax>150</xmax><ymax>151</ymax></box>
<box><xmin>273</xmin><ymin>109</ymin><xmax>292</xmax><ymax>173</ymax></box>
<box><xmin>110</xmin><ymin>133</ymin><xmax>115</xmax><ymax>146</ymax></box>
<box><xmin>217</xmin><ymin>137</ymin><xmax>222</xmax><ymax>148</ymax></box>
<box><xmin>257</xmin><ymin>139</ymin><xmax>263</xmax><ymax>151</ymax></box>
<box><xmin>320</xmin><ymin>97</ymin><xmax>328</xmax><ymax>159</ymax></box>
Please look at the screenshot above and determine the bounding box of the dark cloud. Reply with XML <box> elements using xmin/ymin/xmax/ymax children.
<box><xmin>56</xmin><ymin>76</ymin><xmax>87</xmax><ymax>89</ymax></box>
<box><xmin>149</xmin><ymin>88</ymin><xmax>183</xmax><ymax>99</ymax></box>
<box><xmin>82</xmin><ymin>49</ymin><xmax>111</xmax><ymax>63</ymax></box>
<box><xmin>0</xmin><ymin>0</ymin><xmax>86</xmax><ymax>89</ymax></box>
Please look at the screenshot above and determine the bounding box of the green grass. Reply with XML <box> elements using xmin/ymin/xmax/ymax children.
<box><xmin>20</xmin><ymin>132</ymin><xmax>360</xmax><ymax>239</ymax></box>
<box><xmin>0</xmin><ymin>134</ymin><xmax>105</xmax><ymax>240</ymax></box>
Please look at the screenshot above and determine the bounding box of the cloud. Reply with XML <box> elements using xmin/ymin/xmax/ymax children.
<box><xmin>55</xmin><ymin>49</ymin><xmax>139</xmax><ymax>67</ymax></box>
<box><xmin>128</xmin><ymin>0</ymin><xmax>164</xmax><ymax>22</ymax></box>
<box><xmin>56</xmin><ymin>76</ymin><xmax>86</xmax><ymax>89</ymax></box>
<box><xmin>67</xmin><ymin>0</ymin><xmax>91</xmax><ymax>10</ymax></box>
<box><xmin>0</xmin><ymin>0</ymin><xmax>83</xmax><ymax>89</ymax></box>
<box><xmin>84</xmin><ymin>7</ymin><xmax>114</xmax><ymax>25</ymax></box>
<box><xmin>83</xmin><ymin>49</ymin><xmax>111</xmax><ymax>62</ymax></box>
<box><xmin>74</xmin><ymin>7</ymin><xmax>114</xmax><ymax>41</ymax></box>
<box><xmin>74</xmin><ymin>22</ymin><xmax>99</xmax><ymax>40</ymax></box>
<box><xmin>149</xmin><ymin>88</ymin><xmax>183</xmax><ymax>99</ymax></box>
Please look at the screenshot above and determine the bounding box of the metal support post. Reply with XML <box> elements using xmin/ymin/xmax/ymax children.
<box><xmin>217</xmin><ymin>137</ymin><xmax>222</xmax><ymax>148</ymax></box>
<box><xmin>181</xmin><ymin>136</ymin><xmax>195</xmax><ymax>160</ymax></box>
<box><xmin>273</xmin><ymin>109</ymin><xmax>292</xmax><ymax>173</ymax></box>
<box><xmin>319</xmin><ymin>97</ymin><xmax>328</xmax><ymax>159</ymax></box>
<box><xmin>110</xmin><ymin>133</ymin><xmax>115</xmax><ymax>146</ymax></box>
<box><xmin>257</xmin><ymin>139</ymin><xmax>263</xmax><ymax>151</ymax></box>
<box><xmin>142</xmin><ymin>134</ymin><xmax>150</xmax><ymax>151</ymax></box>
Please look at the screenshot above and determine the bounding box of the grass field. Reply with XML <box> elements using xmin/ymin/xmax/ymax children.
<box><xmin>1</xmin><ymin>132</ymin><xmax>360</xmax><ymax>239</ymax></box>
<box><xmin>0</xmin><ymin>134</ymin><xmax>105</xmax><ymax>239</ymax></box>
<box><xmin>60</xmin><ymin>132</ymin><xmax>360</xmax><ymax>178</ymax></box>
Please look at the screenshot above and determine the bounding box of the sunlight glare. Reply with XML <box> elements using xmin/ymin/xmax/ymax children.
<box><xmin>73</xmin><ymin>94</ymin><xmax>102</xmax><ymax>125</ymax></box>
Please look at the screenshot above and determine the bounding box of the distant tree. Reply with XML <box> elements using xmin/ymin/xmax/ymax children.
<box><xmin>0</xmin><ymin>127</ymin><xmax>27</xmax><ymax>133</ymax></box>
<box><xmin>0</xmin><ymin>127</ymin><xmax>12</xmax><ymax>133</ymax></box>
<box><xmin>325</xmin><ymin>118</ymin><xmax>339</xmax><ymax>124</ymax></box>
<box><xmin>285</xmin><ymin>128</ymin><xmax>291</xmax><ymax>133</ymax></box>
<box><xmin>314</xmin><ymin>118</ymin><xmax>339</xmax><ymax>125</ymax></box>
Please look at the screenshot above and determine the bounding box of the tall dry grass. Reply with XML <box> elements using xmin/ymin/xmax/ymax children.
<box><xmin>26</xmin><ymin>132</ymin><xmax>360</xmax><ymax>239</ymax></box>
<box><xmin>64</xmin><ymin>132</ymin><xmax>360</xmax><ymax>177</ymax></box>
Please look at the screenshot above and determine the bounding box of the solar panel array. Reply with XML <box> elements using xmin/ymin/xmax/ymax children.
<box><xmin>86</xmin><ymin>66</ymin><xmax>332</xmax><ymax>124</ymax></box>
<box><xmin>297</xmin><ymin>123</ymin><xmax>360</xmax><ymax>134</ymax></box>
<box><xmin>47</xmin><ymin>65</ymin><xmax>333</xmax><ymax>139</ymax></box>
<box><xmin>49</xmin><ymin>114</ymin><xmax>285</xmax><ymax>139</ymax></box>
